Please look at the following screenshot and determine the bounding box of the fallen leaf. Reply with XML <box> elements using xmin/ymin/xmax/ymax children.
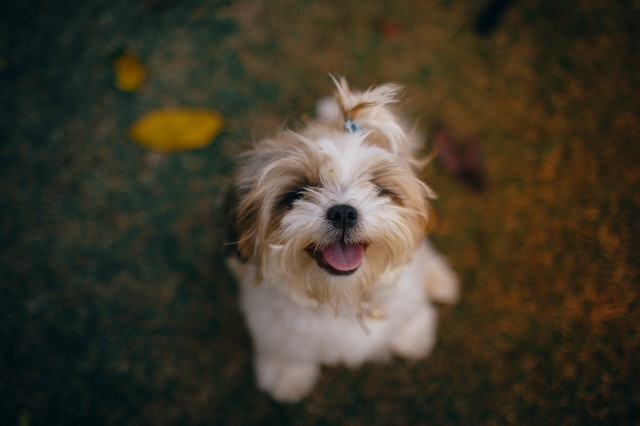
<box><xmin>129</xmin><ymin>108</ymin><xmax>223</xmax><ymax>152</ymax></box>
<box><xmin>113</xmin><ymin>51</ymin><xmax>146</xmax><ymax>92</ymax></box>
<box><xmin>377</xmin><ymin>18</ymin><xmax>402</xmax><ymax>38</ymax></box>
<box><xmin>474</xmin><ymin>0</ymin><xmax>516</xmax><ymax>37</ymax></box>
<box><xmin>433</xmin><ymin>127</ymin><xmax>486</xmax><ymax>191</ymax></box>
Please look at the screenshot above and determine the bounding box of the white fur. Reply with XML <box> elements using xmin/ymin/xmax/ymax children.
<box><xmin>232</xmin><ymin>240</ymin><xmax>458</xmax><ymax>402</ymax></box>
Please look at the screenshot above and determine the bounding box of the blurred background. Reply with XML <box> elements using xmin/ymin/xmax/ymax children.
<box><xmin>1</xmin><ymin>0</ymin><xmax>638</xmax><ymax>424</ymax></box>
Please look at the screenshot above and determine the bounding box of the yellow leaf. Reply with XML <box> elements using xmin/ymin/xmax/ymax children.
<box><xmin>113</xmin><ymin>51</ymin><xmax>146</xmax><ymax>92</ymax></box>
<box><xmin>129</xmin><ymin>108</ymin><xmax>223</xmax><ymax>152</ymax></box>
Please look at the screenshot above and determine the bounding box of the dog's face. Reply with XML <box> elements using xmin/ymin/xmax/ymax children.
<box><xmin>230</xmin><ymin>80</ymin><xmax>433</xmax><ymax>313</ymax></box>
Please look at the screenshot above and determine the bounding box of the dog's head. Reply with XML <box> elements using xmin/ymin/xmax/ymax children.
<box><xmin>228</xmin><ymin>78</ymin><xmax>434</xmax><ymax>313</ymax></box>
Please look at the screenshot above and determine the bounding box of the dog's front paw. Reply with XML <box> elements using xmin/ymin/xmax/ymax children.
<box><xmin>255</xmin><ymin>357</ymin><xmax>320</xmax><ymax>403</ymax></box>
<box><xmin>425</xmin><ymin>257</ymin><xmax>459</xmax><ymax>304</ymax></box>
<box><xmin>420</xmin><ymin>241</ymin><xmax>460</xmax><ymax>304</ymax></box>
<box><xmin>390</xmin><ymin>308</ymin><xmax>437</xmax><ymax>359</ymax></box>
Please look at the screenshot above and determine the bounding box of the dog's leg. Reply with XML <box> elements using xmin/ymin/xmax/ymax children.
<box><xmin>389</xmin><ymin>304</ymin><xmax>437</xmax><ymax>359</ymax></box>
<box><xmin>389</xmin><ymin>240</ymin><xmax>457</xmax><ymax>359</ymax></box>
<box><xmin>255</xmin><ymin>356</ymin><xmax>320</xmax><ymax>403</ymax></box>
<box><xmin>421</xmin><ymin>240</ymin><xmax>460</xmax><ymax>304</ymax></box>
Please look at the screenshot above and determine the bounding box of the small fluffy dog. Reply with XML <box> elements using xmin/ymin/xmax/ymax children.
<box><xmin>225</xmin><ymin>77</ymin><xmax>458</xmax><ymax>402</ymax></box>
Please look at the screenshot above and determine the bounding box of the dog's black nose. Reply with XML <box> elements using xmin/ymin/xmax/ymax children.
<box><xmin>327</xmin><ymin>204</ymin><xmax>358</xmax><ymax>229</ymax></box>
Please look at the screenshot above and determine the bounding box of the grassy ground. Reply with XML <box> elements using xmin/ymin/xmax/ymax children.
<box><xmin>1</xmin><ymin>0</ymin><xmax>639</xmax><ymax>424</ymax></box>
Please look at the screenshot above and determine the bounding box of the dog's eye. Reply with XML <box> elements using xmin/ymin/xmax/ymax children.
<box><xmin>281</xmin><ymin>189</ymin><xmax>305</xmax><ymax>207</ymax></box>
<box><xmin>374</xmin><ymin>183</ymin><xmax>404</xmax><ymax>204</ymax></box>
<box><xmin>375</xmin><ymin>185</ymin><xmax>397</xmax><ymax>198</ymax></box>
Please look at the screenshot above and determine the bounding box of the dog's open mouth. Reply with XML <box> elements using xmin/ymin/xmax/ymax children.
<box><xmin>306</xmin><ymin>240</ymin><xmax>366</xmax><ymax>276</ymax></box>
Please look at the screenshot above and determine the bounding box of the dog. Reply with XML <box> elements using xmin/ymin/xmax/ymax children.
<box><xmin>224</xmin><ymin>77</ymin><xmax>459</xmax><ymax>402</ymax></box>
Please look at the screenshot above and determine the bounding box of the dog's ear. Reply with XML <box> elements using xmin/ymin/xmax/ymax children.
<box><xmin>236</xmin><ymin>186</ymin><xmax>264</xmax><ymax>262</ymax></box>
<box><xmin>223</xmin><ymin>185</ymin><xmax>258</xmax><ymax>262</ymax></box>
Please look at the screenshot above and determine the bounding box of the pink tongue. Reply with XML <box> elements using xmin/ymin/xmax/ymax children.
<box><xmin>322</xmin><ymin>241</ymin><xmax>365</xmax><ymax>272</ymax></box>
